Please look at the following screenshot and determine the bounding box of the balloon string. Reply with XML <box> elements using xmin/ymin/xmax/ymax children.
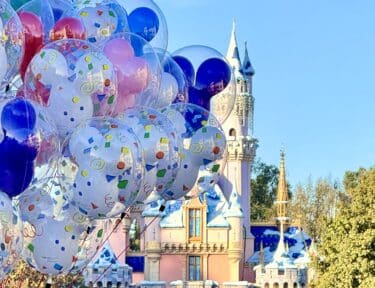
<box><xmin>92</xmin><ymin>214</ymin><xmax>159</xmax><ymax>286</ymax></box>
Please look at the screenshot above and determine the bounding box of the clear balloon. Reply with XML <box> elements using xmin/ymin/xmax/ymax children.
<box><xmin>122</xmin><ymin>107</ymin><xmax>180</xmax><ymax>203</ymax></box>
<box><xmin>67</xmin><ymin>117</ymin><xmax>144</xmax><ymax>219</ymax></box>
<box><xmin>22</xmin><ymin>217</ymin><xmax>83</xmax><ymax>275</ymax></box>
<box><xmin>172</xmin><ymin>45</ymin><xmax>235</xmax><ymax>124</ymax></box>
<box><xmin>160</xmin><ymin>103</ymin><xmax>227</xmax><ymax>200</ymax></box>
<box><xmin>23</xmin><ymin>39</ymin><xmax>118</xmax><ymax>138</ymax></box>
<box><xmin>0</xmin><ymin>0</ymin><xmax>24</xmax><ymax>86</ymax></box>
<box><xmin>0</xmin><ymin>98</ymin><xmax>60</xmax><ymax>198</ymax></box>
<box><xmin>152</xmin><ymin>51</ymin><xmax>188</xmax><ymax>108</ymax></box>
<box><xmin>68</xmin><ymin>0</ymin><xmax>128</xmax><ymax>44</ymax></box>
<box><xmin>102</xmin><ymin>32</ymin><xmax>161</xmax><ymax>114</ymax></box>
<box><xmin>17</xmin><ymin>0</ymin><xmax>55</xmax><ymax>79</ymax></box>
<box><xmin>0</xmin><ymin>192</ymin><xmax>23</xmax><ymax>280</ymax></box>
<box><xmin>119</xmin><ymin>0</ymin><xmax>168</xmax><ymax>51</ymax></box>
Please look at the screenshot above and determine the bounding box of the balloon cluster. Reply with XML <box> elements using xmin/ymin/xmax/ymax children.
<box><xmin>0</xmin><ymin>0</ymin><xmax>235</xmax><ymax>281</ymax></box>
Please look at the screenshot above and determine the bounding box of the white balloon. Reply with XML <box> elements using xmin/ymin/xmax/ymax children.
<box><xmin>161</xmin><ymin>149</ymin><xmax>199</xmax><ymax>200</ymax></box>
<box><xmin>30</xmin><ymin>48</ymin><xmax>69</xmax><ymax>85</ymax></box>
<box><xmin>189</xmin><ymin>126</ymin><xmax>226</xmax><ymax>166</ymax></box>
<box><xmin>47</xmin><ymin>78</ymin><xmax>94</xmax><ymax>137</ymax></box>
<box><xmin>30</xmin><ymin>218</ymin><xmax>80</xmax><ymax>275</ymax></box>
<box><xmin>156</xmin><ymin>72</ymin><xmax>179</xmax><ymax>108</ymax></box>
<box><xmin>72</xmin><ymin>169</ymin><xmax>118</xmax><ymax>218</ymax></box>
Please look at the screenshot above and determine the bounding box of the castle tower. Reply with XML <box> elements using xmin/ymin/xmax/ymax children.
<box><xmin>220</xmin><ymin>19</ymin><xmax>257</xmax><ymax>243</ymax></box>
<box><xmin>275</xmin><ymin>150</ymin><xmax>290</xmax><ymax>228</ymax></box>
<box><xmin>224</xmin><ymin>183</ymin><xmax>244</xmax><ymax>281</ymax></box>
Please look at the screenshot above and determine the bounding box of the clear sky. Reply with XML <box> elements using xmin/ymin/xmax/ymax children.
<box><xmin>156</xmin><ymin>0</ymin><xmax>375</xmax><ymax>187</ymax></box>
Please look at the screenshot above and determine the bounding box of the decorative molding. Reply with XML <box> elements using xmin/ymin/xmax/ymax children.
<box><xmin>161</xmin><ymin>242</ymin><xmax>227</xmax><ymax>254</ymax></box>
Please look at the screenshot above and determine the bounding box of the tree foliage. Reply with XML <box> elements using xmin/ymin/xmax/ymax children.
<box><xmin>1</xmin><ymin>260</ymin><xmax>86</xmax><ymax>288</ymax></box>
<box><xmin>314</xmin><ymin>167</ymin><xmax>375</xmax><ymax>288</ymax></box>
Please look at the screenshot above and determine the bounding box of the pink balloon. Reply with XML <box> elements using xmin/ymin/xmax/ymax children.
<box><xmin>113</xmin><ymin>57</ymin><xmax>150</xmax><ymax>114</ymax></box>
<box><xmin>104</xmin><ymin>38</ymin><xmax>134</xmax><ymax>63</ymax></box>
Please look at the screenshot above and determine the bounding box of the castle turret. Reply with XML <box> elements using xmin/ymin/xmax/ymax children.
<box><xmin>220</xmin><ymin>20</ymin><xmax>257</xmax><ymax>242</ymax></box>
<box><xmin>275</xmin><ymin>150</ymin><xmax>290</xmax><ymax>228</ymax></box>
<box><xmin>224</xmin><ymin>183</ymin><xmax>244</xmax><ymax>281</ymax></box>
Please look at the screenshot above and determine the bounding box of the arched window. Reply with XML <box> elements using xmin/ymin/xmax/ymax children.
<box><xmin>283</xmin><ymin>283</ymin><xmax>288</xmax><ymax>288</ymax></box>
<box><xmin>273</xmin><ymin>283</ymin><xmax>279</xmax><ymax>288</ymax></box>
<box><xmin>265</xmin><ymin>283</ymin><xmax>270</xmax><ymax>288</ymax></box>
<box><xmin>229</xmin><ymin>128</ymin><xmax>237</xmax><ymax>137</ymax></box>
<box><xmin>293</xmin><ymin>283</ymin><xmax>297</xmax><ymax>288</ymax></box>
<box><xmin>129</xmin><ymin>219</ymin><xmax>141</xmax><ymax>251</ymax></box>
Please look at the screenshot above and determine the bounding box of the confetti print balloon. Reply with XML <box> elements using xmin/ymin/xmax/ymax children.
<box><xmin>0</xmin><ymin>192</ymin><xmax>23</xmax><ymax>280</ymax></box>
<box><xmin>23</xmin><ymin>39</ymin><xmax>118</xmax><ymax>138</ymax></box>
<box><xmin>68</xmin><ymin>117</ymin><xmax>143</xmax><ymax>218</ymax></box>
<box><xmin>70</xmin><ymin>0</ymin><xmax>128</xmax><ymax>44</ymax></box>
<box><xmin>0</xmin><ymin>0</ymin><xmax>24</xmax><ymax>86</ymax></box>
<box><xmin>123</xmin><ymin>107</ymin><xmax>180</xmax><ymax>203</ymax></box>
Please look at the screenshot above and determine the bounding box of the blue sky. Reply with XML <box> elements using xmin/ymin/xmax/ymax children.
<box><xmin>156</xmin><ymin>0</ymin><xmax>375</xmax><ymax>187</ymax></box>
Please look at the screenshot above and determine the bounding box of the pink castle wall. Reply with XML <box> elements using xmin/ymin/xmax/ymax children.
<box><xmin>160</xmin><ymin>255</ymin><xmax>186</xmax><ymax>282</ymax></box>
<box><xmin>208</xmin><ymin>255</ymin><xmax>229</xmax><ymax>282</ymax></box>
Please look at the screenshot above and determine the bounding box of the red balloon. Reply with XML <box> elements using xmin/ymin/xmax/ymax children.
<box><xmin>18</xmin><ymin>11</ymin><xmax>44</xmax><ymax>80</ymax></box>
<box><xmin>50</xmin><ymin>17</ymin><xmax>86</xmax><ymax>42</ymax></box>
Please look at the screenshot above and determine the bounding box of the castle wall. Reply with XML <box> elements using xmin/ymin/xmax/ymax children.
<box><xmin>160</xmin><ymin>255</ymin><xmax>186</xmax><ymax>282</ymax></box>
<box><xmin>207</xmin><ymin>254</ymin><xmax>229</xmax><ymax>282</ymax></box>
<box><xmin>161</xmin><ymin>228</ymin><xmax>186</xmax><ymax>243</ymax></box>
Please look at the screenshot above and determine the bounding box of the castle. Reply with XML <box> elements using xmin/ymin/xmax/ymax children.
<box><xmin>87</xmin><ymin>21</ymin><xmax>314</xmax><ymax>287</ymax></box>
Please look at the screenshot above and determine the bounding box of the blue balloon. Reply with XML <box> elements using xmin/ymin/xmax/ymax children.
<box><xmin>53</xmin><ymin>8</ymin><xmax>64</xmax><ymax>22</ymax></box>
<box><xmin>195</xmin><ymin>58</ymin><xmax>231</xmax><ymax>96</ymax></box>
<box><xmin>173</xmin><ymin>56</ymin><xmax>195</xmax><ymax>86</ymax></box>
<box><xmin>0</xmin><ymin>98</ymin><xmax>39</xmax><ymax>197</ymax></box>
<box><xmin>1</xmin><ymin>98</ymin><xmax>36</xmax><ymax>141</ymax></box>
<box><xmin>128</xmin><ymin>7</ymin><xmax>159</xmax><ymax>42</ymax></box>
<box><xmin>0</xmin><ymin>139</ymin><xmax>35</xmax><ymax>197</ymax></box>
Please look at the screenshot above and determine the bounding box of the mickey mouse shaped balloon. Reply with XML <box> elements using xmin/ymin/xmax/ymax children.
<box><xmin>172</xmin><ymin>45</ymin><xmax>235</xmax><ymax>124</ymax></box>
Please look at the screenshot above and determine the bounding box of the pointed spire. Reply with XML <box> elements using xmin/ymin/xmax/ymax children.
<box><xmin>273</xmin><ymin>221</ymin><xmax>287</xmax><ymax>261</ymax></box>
<box><xmin>226</xmin><ymin>18</ymin><xmax>242</xmax><ymax>77</ymax></box>
<box><xmin>259</xmin><ymin>241</ymin><xmax>265</xmax><ymax>266</ymax></box>
<box><xmin>276</xmin><ymin>148</ymin><xmax>289</xmax><ymax>220</ymax></box>
<box><xmin>242</xmin><ymin>41</ymin><xmax>255</xmax><ymax>77</ymax></box>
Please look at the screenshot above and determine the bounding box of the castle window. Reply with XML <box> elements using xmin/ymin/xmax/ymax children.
<box><xmin>265</xmin><ymin>284</ymin><xmax>270</xmax><ymax>288</ymax></box>
<box><xmin>189</xmin><ymin>209</ymin><xmax>201</xmax><ymax>241</ymax></box>
<box><xmin>129</xmin><ymin>219</ymin><xmax>141</xmax><ymax>251</ymax></box>
<box><xmin>283</xmin><ymin>283</ymin><xmax>288</xmax><ymax>288</ymax></box>
<box><xmin>188</xmin><ymin>256</ymin><xmax>201</xmax><ymax>281</ymax></box>
<box><xmin>293</xmin><ymin>284</ymin><xmax>297</xmax><ymax>288</ymax></box>
<box><xmin>229</xmin><ymin>128</ymin><xmax>237</xmax><ymax>137</ymax></box>
<box><xmin>278</xmin><ymin>269</ymin><xmax>285</xmax><ymax>275</ymax></box>
<box><xmin>273</xmin><ymin>283</ymin><xmax>279</xmax><ymax>288</ymax></box>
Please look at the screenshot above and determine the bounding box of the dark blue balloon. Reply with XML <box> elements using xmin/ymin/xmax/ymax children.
<box><xmin>1</xmin><ymin>98</ymin><xmax>36</xmax><ymax>141</ymax></box>
<box><xmin>188</xmin><ymin>87</ymin><xmax>211</xmax><ymax>111</ymax></box>
<box><xmin>128</xmin><ymin>7</ymin><xmax>159</xmax><ymax>42</ymax></box>
<box><xmin>53</xmin><ymin>8</ymin><xmax>64</xmax><ymax>22</ymax></box>
<box><xmin>173</xmin><ymin>56</ymin><xmax>195</xmax><ymax>87</ymax></box>
<box><xmin>195</xmin><ymin>58</ymin><xmax>231</xmax><ymax>96</ymax></box>
<box><xmin>0</xmin><ymin>98</ymin><xmax>39</xmax><ymax>197</ymax></box>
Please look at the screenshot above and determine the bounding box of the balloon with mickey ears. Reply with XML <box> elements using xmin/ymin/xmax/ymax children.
<box><xmin>67</xmin><ymin>117</ymin><xmax>144</xmax><ymax>219</ymax></box>
<box><xmin>119</xmin><ymin>0</ymin><xmax>168</xmax><ymax>52</ymax></box>
<box><xmin>23</xmin><ymin>39</ymin><xmax>118</xmax><ymax>139</ymax></box>
<box><xmin>0</xmin><ymin>97</ymin><xmax>60</xmax><ymax>198</ymax></box>
<box><xmin>172</xmin><ymin>45</ymin><xmax>235</xmax><ymax>124</ymax></box>
<box><xmin>152</xmin><ymin>50</ymin><xmax>189</xmax><ymax>109</ymax></box>
<box><xmin>102</xmin><ymin>32</ymin><xmax>162</xmax><ymax>115</ymax></box>
<box><xmin>122</xmin><ymin>107</ymin><xmax>180</xmax><ymax>203</ymax></box>
<box><xmin>0</xmin><ymin>0</ymin><xmax>24</xmax><ymax>88</ymax></box>
<box><xmin>68</xmin><ymin>0</ymin><xmax>129</xmax><ymax>45</ymax></box>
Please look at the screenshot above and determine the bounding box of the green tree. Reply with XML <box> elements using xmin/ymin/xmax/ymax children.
<box><xmin>314</xmin><ymin>167</ymin><xmax>375</xmax><ymax>288</ymax></box>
